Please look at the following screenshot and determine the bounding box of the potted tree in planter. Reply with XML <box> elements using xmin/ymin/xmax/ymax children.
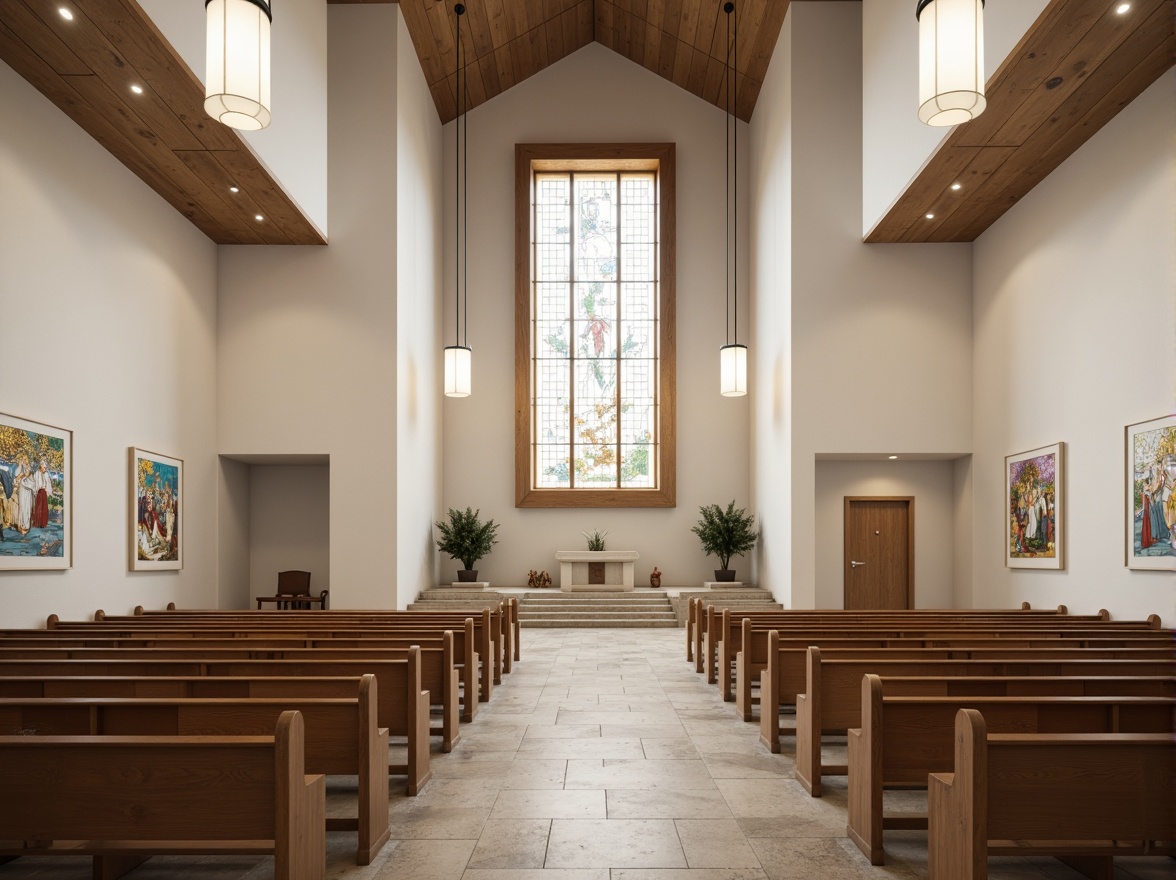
<box><xmin>435</xmin><ymin>507</ymin><xmax>499</xmax><ymax>582</ymax></box>
<box><xmin>692</xmin><ymin>501</ymin><xmax>757</xmax><ymax>582</ymax></box>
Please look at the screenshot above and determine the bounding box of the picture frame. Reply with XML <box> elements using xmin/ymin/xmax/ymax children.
<box><xmin>1005</xmin><ymin>442</ymin><xmax>1064</xmax><ymax>569</ymax></box>
<box><xmin>0</xmin><ymin>412</ymin><xmax>72</xmax><ymax>570</ymax></box>
<box><xmin>1125</xmin><ymin>415</ymin><xmax>1176</xmax><ymax>571</ymax></box>
<box><xmin>130</xmin><ymin>447</ymin><xmax>183</xmax><ymax>571</ymax></box>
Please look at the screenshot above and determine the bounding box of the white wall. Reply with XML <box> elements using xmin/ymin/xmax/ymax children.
<box><xmin>218</xmin><ymin>5</ymin><xmax>403</xmax><ymax>609</ymax></box>
<box><xmin>248</xmin><ymin>465</ymin><xmax>330</xmax><ymax>597</ymax></box>
<box><xmin>439</xmin><ymin>44</ymin><xmax>752</xmax><ymax>588</ymax></box>
<box><xmin>395</xmin><ymin>7</ymin><xmax>444</xmax><ymax>607</ymax></box>
<box><xmin>972</xmin><ymin>71</ymin><xmax>1176</xmax><ymax>623</ymax></box>
<box><xmin>749</xmin><ymin>10</ymin><xmax>794</xmax><ymax>602</ymax></box>
<box><xmin>814</xmin><ymin>460</ymin><xmax>957</xmax><ymax>608</ymax></box>
<box><xmin>0</xmin><ymin>61</ymin><xmax>218</xmax><ymax>628</ymax></box>
<box><xmin>217</xmin><ymin>456</ymin><xmax>251</xmax><ymax>609</ymax></box>
<box><xmin>786</xmin><ymin>3</ymin><xmax>973</xmax><ymax>610</ymax></box>
<box><xmin>862</xmin><ymin>0</ymin><xmax>1051</xmax><ymax>234</ymax></box>
<box><xmin>140</xmin><ymin>0</ymin><xmax>329</xmax><ymax>235</ymax></box>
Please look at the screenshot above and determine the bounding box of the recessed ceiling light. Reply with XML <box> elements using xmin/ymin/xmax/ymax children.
<box><xmin>888</xmin><ymin>455</ymin><xmax>898</xmax><ymax>460</ymax></box>
<box><xmin>229</xmin><ymin>186</ymin><xmax>240</xmax><ymax>193</ymax></box>
<box><xmin>950</xmin><ymin>183</ymin><xmax>962</xmax><ymax>191</ymax></box>
<box><xmin>130</xmin><ymin>84</ymin><xmax>143</xmax><ymax>94</ymax></box>
<box><xmin>1116</xmin><ymin>3</ymin><xmax>1130</xmax><ymax>13</ymax></box>
<box><xmin>58</xmin><ymin>7</ymin><xmax>73</xmax><ymax>20</ymax></box>
<box><xmin>254</xmin><ymin>214</ymin><xmax>264</xmax><ymax>222</ymax></box>
<box><xmin>925</xmin><ymin>213</ymin><xmax>935</xmax><ymax>220</ymax></box>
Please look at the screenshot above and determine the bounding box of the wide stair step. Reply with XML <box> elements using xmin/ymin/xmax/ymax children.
<box><xmin>516</xmin><ymin>590</ymin><xmax>678</xmax><ymax>628</ymax></box>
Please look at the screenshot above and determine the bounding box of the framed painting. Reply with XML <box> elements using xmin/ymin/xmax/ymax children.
<box><xmin>1005</xmin><ymin>442</ymin><xmax>1064</xmax><ymax>569</ymax></box>
<box><xmin>130</xmin><ymin>448</ymin><xmax>183</xmax><ymax>571</ymax></box>
<box><xmin>1125</xmin><ymin>415</ymin><xmax>1176</xmax><ymax>571</ymax></box>
<box><xmin>0</xmin><ymin>413</ymin><xmax>72</xmax><ymax>570</ymax></box>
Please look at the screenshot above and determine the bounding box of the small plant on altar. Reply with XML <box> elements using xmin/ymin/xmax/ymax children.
<box><xmin>583</xmin><ymin>528</ymin><xmax>610</xmax><ymax>551</ymax></box>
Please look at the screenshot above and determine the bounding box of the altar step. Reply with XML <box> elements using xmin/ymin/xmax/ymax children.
<box><xmin>517</xmin><ymin>590</ymin><xmax>678</xmax><ymax>628</ymax></box>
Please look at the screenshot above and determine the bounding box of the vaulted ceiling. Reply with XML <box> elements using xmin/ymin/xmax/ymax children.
<box><xmin>1</xmin><ymin>0</ymin><xmax>1170</xmax><ymax>245</ymax></box>
<box><xmin>377</xmin><ymin>0</ymin><xmax>795</xmax><ymax>124</ymax></box>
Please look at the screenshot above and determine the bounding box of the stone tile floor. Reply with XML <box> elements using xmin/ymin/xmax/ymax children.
<box><xmin>1</xmin><ymin>628</ymin><xmax>1170</xmax><ymax>880</ymax></box>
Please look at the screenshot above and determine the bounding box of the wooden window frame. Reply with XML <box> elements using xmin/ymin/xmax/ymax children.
<box><xmin>515</xmin><ymin>143</ymin><xmax>676</xmax><ymax>508</ymax></box>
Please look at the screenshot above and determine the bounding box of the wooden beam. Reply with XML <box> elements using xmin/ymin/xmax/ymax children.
<box><xmin>866</xmin><ymin>0</ymin><xmax>1174</xmax><ymax>243</ymax></box>
<box><xmin>1</xmin><ymin>0</ymin><xmax>325</xmax><ymax>244</ymax></box>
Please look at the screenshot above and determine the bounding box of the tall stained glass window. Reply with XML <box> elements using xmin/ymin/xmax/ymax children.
<box><xmin>515</xmin><ymin>145</ymin><xmax>676</xmax><ymax>508</ymax></box>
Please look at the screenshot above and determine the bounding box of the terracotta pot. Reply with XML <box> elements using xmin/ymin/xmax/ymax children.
<box><xmin>714</xmin><ymin>569</ymin><xmax>736</xmax><ymax>582</ymax></box>
<box><xmin>456</xmin><ymin>569</ymin><xmax>479</xmax><ymax>582</ymax></box>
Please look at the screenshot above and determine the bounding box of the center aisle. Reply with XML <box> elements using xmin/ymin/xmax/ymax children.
<box><xmin>374</xmin><ymin>628</ymin><xmax>1084</xmax><ymax>880</ymax></box>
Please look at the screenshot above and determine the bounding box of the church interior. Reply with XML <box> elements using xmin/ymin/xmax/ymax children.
<box><xmin>0</xmin><ymin>0</ymin><xmax>1172</xmax><ymax>877</ymax></box>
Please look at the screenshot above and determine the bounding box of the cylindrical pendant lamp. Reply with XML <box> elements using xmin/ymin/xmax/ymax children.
<box><xmin>916</xmin><ymin>0</ymin><xmax>985</xmax><ymax>127</ymax></box>
<box><xmin>720</xmin><ymin>343</ymin><xmax>747</xmax><ymax>397</ymax></box>
<box><xmin>444</xmin><ymin>345</ymin><xmax>472</xmax><ymax>398</ymax></box>
<box><xmin>205</xmin><ymin>0</ymin><xmax>272</xmax><ymax>131</ymax></box>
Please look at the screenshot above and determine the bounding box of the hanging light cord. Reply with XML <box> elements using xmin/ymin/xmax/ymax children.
<box><xmin>723</xmin><ymin>3</ymin><xmax>732</xmax><ymax>348</ymax></box>
<box><xmin>733</xmin><ymin>1</ymin><xmax>738</xmax><ymax>348</ymax></box>
<box><xmin>453</xmin><ymin>4</ymin><xmax>464</xmax><ymax>348</ymax></box>
<box><xmin>462</xmin><ymin>11</ymin><xmax>469</xmax><ymax>351</ymax></box>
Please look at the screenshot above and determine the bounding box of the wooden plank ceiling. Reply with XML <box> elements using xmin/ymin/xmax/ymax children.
<box><xmin>3</xmin><ymin>0</ymin><xmax>1167</xmax><ymax>246</ymax></box>
<box><xmin>383</xmin><ymin>0</ymin><xmax>791</xmax><ymax>124</ymax></box>
<box><xmin>0</xmin><ymin>0</ymin><xmax>325</xmax><ymax>245</ymax></box>
<box><xmin>867</xmin><ymin>0</ymin><xmax>1174</xmax><ymax>243</ymax></box>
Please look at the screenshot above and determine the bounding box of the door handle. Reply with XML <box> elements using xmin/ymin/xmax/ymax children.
<box><xmin>850</xmin><ymin>560</ymin><xmax>865</xmax><ymax>568</ymax></box>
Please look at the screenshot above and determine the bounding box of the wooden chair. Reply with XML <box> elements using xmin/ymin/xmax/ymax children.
<box><xmin>256</xmin><ymin>571</ymin><xmax>328</xmax><ymax>610</ymax></box>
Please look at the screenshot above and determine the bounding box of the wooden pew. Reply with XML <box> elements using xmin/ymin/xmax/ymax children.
<box><xmin>0</xmin><ymin>675</ymin><xmax>389</xmax><ymax>865</ymax></box>
<box><xmin>928</xmin><ymin>709</ymin><xmax>1175</xmax><ymax>880</ymax></box>
<box><xmin>757</xmin><ymin>630</ymin><xmax>1171</xmax><ymax>748</ymax></box>
<box><xmin>0</xmin><ymin>649</ymin><xmax>437</xmax><ymax>794</ymax></box>
<box><xmin>0</xmin><ymin>637</ymin><xmax>465</xmax><ymax>747</ymax></box>
<box><xmin>789</xmin><ymin>646</ymin><xmax>1176</xmax><ymax>796</ymax></box>
<box><xmin>108</xmin><ymin>604</ymin><xmax>516</xmax><ymax>687</ymax></box>
<box><xmin>0</xmin><ymin>710</ymin><xmax>325</xmax><ymax>880</ymax></box>
<box><xmin>757</xmin><ymin>642</ymin><xmax>1176</xmax><ymax>753</ymax></box>
<box><xmin>732</xmin><ymin>621</ymin><xmax>1172</xmax><ymax>719</ymax></box>
<box><xmin>1</xmin><ymin>627</ymin><xmax>480</xmax><ymax>725</ymax></box>
<box><xmin>846</xmin><ymin>675</ymin><xmax>1176</xmax><ymax>865</ymax></box>
<box><xmin>55</xmin><ymin>608</ymin><xmax>503</xmax><ymax>701</ymax></box>
<box><xmin>709</xmin><ymin>607</ymin><xmax>1161</xmax><ymax>701</ymax></box>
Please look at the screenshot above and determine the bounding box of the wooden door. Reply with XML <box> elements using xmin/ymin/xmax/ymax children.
<box><xmin>844</xmin><ymin>497</ymin><xmax>914</xmax><ymax>609</ymax></box>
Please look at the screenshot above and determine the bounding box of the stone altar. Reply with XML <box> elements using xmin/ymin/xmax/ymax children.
<box><xmin>555</xmin><ymin>550</ymin><xmax>640</xmax><ymax>592</ymax></box>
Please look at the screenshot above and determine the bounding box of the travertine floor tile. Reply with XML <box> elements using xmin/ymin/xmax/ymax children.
<box><xmin>565</xmin><ymin>758</ymin><xmax>718</xmax><ymax>790</ymax></box>
<box><xmin>545</xmin><ymin>818</ymin><xmax>687</xmax><ymax>868</ymax></box>
<box><xmin>463</xmin><ymin>871</ymin><xmax>608</xmax><ymax>880</ymax></box>
<box><xmin>612</xmin><ymin>870</ymin><xmax>769</xmax><ymax>880</ymax></box>
<box><xmin>607</xmin><ymin>789</ymin><xmax>735</xmax><ymax>820</ymax></box>
<box><xmin>465</xmin><ymin>818</ymin><xmax>551</xmax><ymax>869</ymax></box>
<box><xmin>750</xmin><ymin>837</ymin><xmax>919</xmax><ymax>880</ymax></box>
<box><xmin>516</xmin><ymin>736</ymin><xmax>645</xmax><ymax>759</ymax></box>
<box><xmin>491</xmin><ymin>789</ymin><xmax>607</xmax><ymax>819</ymax></box>
<box><xmin>373</xmin><ymin>839</ymin><xmax>476</xmax><ymax>880</ymax></box>
<box><xmin>677</xmin><ymin>819</ymin><xmax>763</xmax><ymax>868</ymax></box>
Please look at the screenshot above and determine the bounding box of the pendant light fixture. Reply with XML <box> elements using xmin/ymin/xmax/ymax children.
<box><xmin>719</xmin><ymin>1</ymin><xmax>747</xmax><ymax>398</ymax></box>
<box><xmin>204</xmin><ymin>0</ymin><xmax>272</xmax><ymax>131</ymax></box>
<box><xmin>916</xmin><ymin>0</ymin><xmax>986</xmax><ymax>126</ymax></box>
<box><xmin>444</xmin><ymin>3</ymin><xmax>472</xmax><ymax>398</ymax></box>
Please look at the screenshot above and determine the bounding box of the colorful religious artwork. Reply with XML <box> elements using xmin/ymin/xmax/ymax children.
<box><xmin>0</xmin><ymin>413</ymin><xmax>72</xmax><ymax>570</ymax></box>
<box><xmin>130</xmin><ymin>448</ymin><xmax>183</xmax><ymax>571</ymax></box>
<box><xmin>1005</xmin><ymin>442</ymin><xmax>1064</xmax><ymax>569</ymax></box>
<box><xmin>1126</xmin><ymin>415</ymin><xmax>1176</xmax><ymax>570</ymax></box>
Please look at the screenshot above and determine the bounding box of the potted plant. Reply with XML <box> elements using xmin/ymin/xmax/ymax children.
<box><xmin>692</xmin><ymin>501</ymin><xmax>757</xmax><ymax>582</ymax></box>
<box><xmin>582</xmin><ymin>528</ymin><xmax>610</xmax><ymax>551</ymax></box>
<box><xmin>435</xmin><ymin>507</ymin><xmax>499</xmax><ymax>582</ymax></box>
